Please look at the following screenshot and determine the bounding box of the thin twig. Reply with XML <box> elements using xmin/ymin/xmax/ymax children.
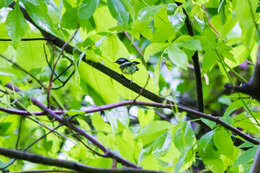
<box><xmin>133</xmin><ymin>74</ymin><xmax>150</xmax><ymax>102</ymax></box>
<box><xmin>0</xmin><ymin>124</ymin><xmax>63</xmax><ymax>170</ymax></box>
<box><xmin>201</xmin><ymin>4</ymin><xmax>220</xmax><ymax>35</ymax></box>
<box><xmin>43</xmin><ymin>44</ymin><xmax>63</xmax><ymax>83</ymax></box>
<box><xmin>15</xmin><ymin>117</ymin><xmax>23</xmax><ymax>149</ymax></box>
<box><xmin>52</xmin><ymin>69</ymin><xmax>75</xmax><ymax>90</ymax></box>
<box><xmin>0</xmin><ymin>147</ymin><xmax>161</xmax><ymax>173</ymax></box>
<box><xmin>9</xmin><ymin>169</ymin><xmax>76</xmax><ymax>173</ymax></box>
<box><xmin>0</xmin><ymin>38</ymin><xmax>53</xmax><ymax>41</ymax></box>
<box><xmin>247</xmin><ymin>0</ymin><xmax>260</xmax><ymax>37</ymax></box>
<box><xmin>2</xmin><ymin>87</ymin><xmax>74</xmax><ymax>143</ymax></box>
<box><xmin>1</xmin><ymin>115</ymin><xmax>25</xmax><ymax>170</ymax></box>
<box><xmin>9</xmin><ymin>1</ymin><xmax>211</xmax><ymax>131</ymax></box>
<box><xmin>5</xmin><ymin>84</ymin><xmax>140</xmax><ymax>168</ymax></box>
<box><xmin>124</xmin><ymin>32</ymin><xmax>144</xmax><ymax>57</ymax></box>
<box><xmin>0</xmin><ymin>54</ymin><xmax>46</xmax><ymax>89</ymax></box>
<box><xmin>72</xmin><ymin>132</ymin><xmax>108</xmax><ymax>158</ymax></box>
<box><xmin>52</xmin><ymin>63</ymin><xmax>74</xmax><ymax>82</ymax></box>
<box><xmin>46</xmin><ymin>27</ymin><xmax>79</xmax><ymax>107</ymax></box>
<box><xmin>3</xmin><ymin>85</ymin><xmax>260</xmax><ymax>145</ymax></box>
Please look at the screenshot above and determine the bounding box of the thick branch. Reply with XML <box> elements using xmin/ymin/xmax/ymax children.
<box><xmin>8</xmin><ymin>2</ymin><xmax>165</xmax><ymax>103</ymax></box>
<box><xmin>225</xmin><ymin>45</ymin><xmax>260</xmax><ymax>101</ymax></box>
<box><xmin>5</xmin><ymin>84</ymin><xmax>139</xmax><ymax>169</ymax></box>
<box><xmin>0</xmin><ymin>38</ymin><xmax>53</xmax><ymax>41</ymax></box>
<box><xmin>2</xmin><ymin>86</ymin><xmax>260</xmax><ymax>145</ymax></box>
<box><xmin>0</xmin><ymin>147</ymin><xmax>162</xmax><ymax>173</ymax></box>
<box><xmin>183</xmin><ymin>9</ymin><xmax>204</xmax><ymax>112</ymax></box>
<box><xmin>8</xmin><ymin>1</ymin><xmax>209</xmax><ymax>129</ymax></box>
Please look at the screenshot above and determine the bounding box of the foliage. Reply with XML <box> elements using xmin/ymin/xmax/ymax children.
<box><xmin>0</xmin><ymin>0</ymin><xmax>259</xmax><ymax>172</ymax></box>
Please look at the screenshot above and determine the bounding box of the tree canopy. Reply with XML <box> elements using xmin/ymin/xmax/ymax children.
<box><xmin>0</xmin><ymin>0</ymin><xmax>259</xmax><ymax>173</ymax></box>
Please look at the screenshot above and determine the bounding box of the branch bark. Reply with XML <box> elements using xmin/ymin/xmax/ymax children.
<box><xmin>3</xmin><ymin>85</ymin><xmax>260</xmax><ymax>145</ymax></box>
<box><xmin>225</xmin><ymin>45</ymin><xmax>260</xmax><ymax>101</ymax></box>
<box><xmin>0</xmin><ymin>147</ymin><xmax>162</xmax><ymax>173</ymax></box>
<box><xmin>5</xmin><ymin>84</ymin><xmax>139</xmax><ymax>169</ymax></box>
<box><xmin>182</xmin><ymin>8</ymin><xmax>204</xmax><ymax>112</ymax></box>
<box><xmin>8</xmin><ymin>1</ymin><xmax>209</xmax><ymax>129</ymax></box>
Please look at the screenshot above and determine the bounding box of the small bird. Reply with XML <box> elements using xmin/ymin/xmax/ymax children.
<box><xmin>115</xmin><ymin>58</ymin><xmax>140</xmax><ymax>75</ymax></box>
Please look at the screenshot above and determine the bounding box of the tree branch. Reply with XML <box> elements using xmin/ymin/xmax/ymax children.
<box><xmin>0</xmin><ymin>54</ymin><xmax>45</xmax><ymax>89</ymax></box>
<box><xmin>182</xmin><ymin>8</ymin><xmax>204</xmax><ymax>112</ymax></box>
<box><xmin>0</xmin><ymin>147</ymin><xmax>162</xmax><ymax>173</ymax></box>
<box><xmin>5</xmin><ymin>84</ymin><xmax>140</xmax><ymax>169</ymax></box>
<box><xmin>8</xmin><ymin>1</ymin><xmax>209</xmax><ymax>128</ymax></box>
<box><xmin>0</xmin><ymin>125</ymin><xmax>63</xmax><ymax>170</ymax></box>
<box><xmin>0</xmin><ymin>38</ymin><xmax>53</xmax><ymax>41</ymax></box>
<box><xmin>10</xmin><ymin>169</ymin><xmax>75</xmax><ymax>173</ymax></box>
<box><xmin>225</xmin><ymin>45</ymin><xmax>260</xmax><ymax>101</ymax></box>
<box><xmin>3</xmin><ymin>85</ymin><xmax>260</xmax><ymax>145</ymax></box>
<box><xmin>124</xmin><ymin>32</ymin><xmax>144</xmax><ymax>57</ymax></box>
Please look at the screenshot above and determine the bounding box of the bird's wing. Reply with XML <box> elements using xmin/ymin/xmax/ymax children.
<box><xmin>119</xmin><ymin>61</ymin><xmax>133</xmax><ymax>68</ymax></box>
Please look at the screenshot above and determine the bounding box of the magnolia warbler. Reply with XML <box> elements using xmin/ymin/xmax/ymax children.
<box><xmin>115</xmin><ymin>58</ymin><xmax>140</xmax><ymax>75</ymax></box>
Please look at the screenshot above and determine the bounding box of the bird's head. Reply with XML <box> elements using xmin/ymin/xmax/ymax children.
<box><xmin>115</xmin><ymin>58</ymin><xmax>129</xmax><ymax>65</ymax></box>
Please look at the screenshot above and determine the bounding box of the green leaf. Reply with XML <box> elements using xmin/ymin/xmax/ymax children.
<box><xmin>92</xmin><ymin>113</ymin><xmax>112</xmax><ymax>133</ymax></box>
<box><xmin>153</xmin><ymin>6</ymin><xmax>176</xmax><ymax>42</ymax></box>
<box><xmin>0</xmin><ymin>71</ymin><xmax>13</xmax><ymax>85</ymax></box>
<box><xmin>0</xmin><ymin>24</ymin><xmax>10</xmax><ymax>53</ymax></box>
<box><xmin>201</xmin><ymin>119</ymin><xmax>216</xmax><ymax>129</ymax></box>
<box><xmin>5</xmin><ymin>2</ymin><xmax>27</xmax><ymax>44</ymax></box>
<box><xmin>213</xmin><ymin>127</ymin><xmax>234</xmax><ymax>159</ymax></box>
<box><xmin>234</xmin><ymin>0</ymin><xmax>256</xmax><ymax>30</ymax></box>
<box><xmin>216</xmin><ymin>42</ymin><xmax>236</xmax><ymax>63</ymax></box>
<box><xmin>16</xmin><ymin>41</ymin><xmax>46</xmax><ymax>71</ymax></box>
<box><xmin>1</xmin><ymin>0</ymin><xmax>12</xmax><ymax>8</ymax></box>
<box><xmin>174</xmin><ymin>35</ymin><xmax>202</xmax><ymax>51</ymax></box>
<box><xmin>61</xmin><ymin>1</ymin><xmax>78</xmax><ymax>29</ymax></box>
<box><xmin>131</xmin><ymin>20</ymin><xmax>153</xmax><ymax>40</ymax></box>
<box><xmin>197</xmin><ymin>28</ymin><xmax>217</xmax><ymax>50</ymax></box>
<box><xmin>0</xmin><ymin>122</ymin><xmax>12</xmax><ymax>136</ymax></box>
<box><xmin>173</xmin><ymin>122</ymin><xmax>196</xmax><ymax>154</ymax></box>
<box><xmin>79</xmin><ymin>61</ymin><xmax>120</xmax><ymax>104</ymax></box>
<box><xmin>219</xmin><ymin>18</ymin><xmax>237</xmax><ymax>41</ymax></box>
<box><xmin>120</xmin><ymin>0</ymin><xmax>136</xmax><ymax>19</ymax></box>
<box><xmin>202</xmin><ymin>49</ymin><xmax>218</xmax><ymax>73</ymax></box>
<box><xmin>231</xmin><ymin>45</ymin><xmax>248</xmax><ymax>65</ymax></box>
<box><xmin>78</xmin><ymin>0</ymin><xmax>99</xmax><ymax>21</ymax></box>
<box><xmin>107</xmin><ymin>0</ymin><xmax>129</xmax><ymax>26</ymax></box>
<box><xmin>138</xmin><ymin>109</ymin><xmax>154</xmax><ymax>128</ymax></box>
<box><xmin>140</xmin><ymin>155</ymin><xmax>159</xmax><ymax>170</ymax></box>
<box><xmin>21</xmin><ymin>0</ymin><xmax>57</xmax><ymax>35</ymax></box>
<box><xmin>106</xmin><ymin>107</ymin><xmax>129</xmax><ymax>133</ymax></box>
<box><xmin>137</xmin><ymin>121</ymin><xmax>172</xmax><ymax>138</ymax></box>
<box><xmin>167</xmin><ymin>3</ymin><xmax>185</xmax><ymax>32</ymax></box>
<box><xmin>66</xmin><ymin>109</ymin><xmax>85</xmax><ymax>116</ymax></box>
<box><xmin>100</xmin><ymin>35</ymin><xmax>119</xmax><ymax>60</ymax></box>
<box><xmin>136</xmin><ymin>120</ymin><xmax>172</xmax><ymax>145</ymax></box>
<box><xmin>167</xmin><ymin>44</ymin><xmax>188</xmax><ymax>69</ymax></box>
<box><xmin>198</xmin><ymin>130</ymin><xmax>214</xmax><ymax>152</ymax></box>
<box><xmin>234</xmin><ymin>147</ymin><xmax>257</xmax><ymax>166</ymax></box>
<box><xmin>152</xmin><ymin>131</ymin><xmax>171</xmax><ymax>158</ymax></box>
<box><xmin>174</xmin><ymin>155</ymin><xmax>184</xmax><ymax>173</ymax></box>
<box><xmin>232</xmin><ymin>112</ymin><xmax>260</xmax><ymax>134</ymax></box>
<box><xmin>144</xmin><ymin>43</ymin><xmax>168</xmax><ymax>62</ymax></box>
<box><xmin>204</xmin><ymin>156</ymin><xmax>225</xmax><ymax>173</ymax></box>
<box><xmin>137</xmin><ymin>5</ymin><xmax>163</xmax><ymax>22</ymax></box>
<box><xmin>93</xmin><ymin>6</ymin><xmax>117</xmax><ymax>32</ymax></box>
